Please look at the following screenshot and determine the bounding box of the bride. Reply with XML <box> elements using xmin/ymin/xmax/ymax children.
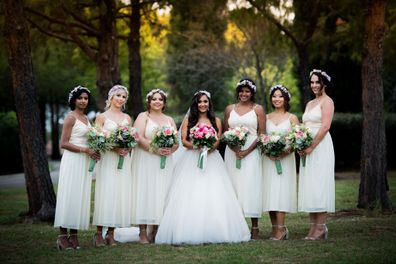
<box><xmin>155</xmin><ymin>91</ymin><xmax>251</xmax><ymax>245</ymax></box>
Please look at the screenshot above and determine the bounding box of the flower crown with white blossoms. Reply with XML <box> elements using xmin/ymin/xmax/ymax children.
<box><xmin>309</xmin><ymin>69</ymin><xmax>331</xmax><ymax>82</ymax></box>
<box><xmin>146</xmin><ymin>89</ymin><xmax>168</xmax><ymax>102</ymax></box>
<box><xmin>194</xmin><ymin>90</ymin><xmax>211</xmax><ymax>98</ymax></box>
<box><xmin>68</xmin><ymin>85</ymin><xmax>90</xmax><ymax>103</ymax></box>
<box><xmin>236</xmin><ymin>79</ymin><xmax>257</xmax><ymax>92</ymax></box>
<box><xmin>269</xmin><ymin>84</ymin><xmax>291</xmax><ymax>99</ymax></box>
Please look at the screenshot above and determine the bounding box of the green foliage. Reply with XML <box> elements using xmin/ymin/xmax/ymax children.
<box><xmin>331</xmin><ymin>113</ymin><xmax>396</xmax><ymax>170</ymax></box>
<box><xmin>0</xmin><ymin>112</ymin><xmax>23</xmax><ymax>174</ymax></box>
<box><xmin>166</xmin><ymin>0</ymin><xmax>232</xmax><ymax>112</ymax></box>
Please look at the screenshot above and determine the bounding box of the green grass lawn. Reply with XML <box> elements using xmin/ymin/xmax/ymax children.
<box><xmin>0</xmin><ymin>172</ymin><xmax>395</xmax><ymax>263</ymax></box>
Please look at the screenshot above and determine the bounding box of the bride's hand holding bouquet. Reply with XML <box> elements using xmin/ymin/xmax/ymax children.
<box><xmin>190</xmin><ymin>123</ymin><xmax>218</xmax><ymax>169</ymax></box>
<box><xmin>87</xmin><ymin>125</ymin><xmax>114</xmax><ymax>172</ymax></box>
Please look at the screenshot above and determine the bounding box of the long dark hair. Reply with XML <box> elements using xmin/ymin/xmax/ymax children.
<box><xmin>187</xmin><ymin>92</ymin><xmax>218</xmax><ymax>140</ymax></box>
<box><xmin>68</xmin><ymin>87</ymin><xmax>91</xmax><ymax>110</ymax></box>
<box><xmin>309</xmin><ymin>71</ymin><xmax>332</xmax><ymax>95</ymax></box>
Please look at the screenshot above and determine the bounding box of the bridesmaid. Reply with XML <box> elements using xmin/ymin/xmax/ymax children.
<box><xmin>262</xmin><ymin>84</ymin><xmax>299</xmax><ymax>240</ymax></box>
<box><xmin>224</xmin><ymin>78</ymin><xmax>266</xmax><ymax>239</ymax></box>
<box><xmin>54</xmin><ymin>86</ymin><xmax>100</xmax><ymax>250</ymax></box>
<box><xmin>298</xmin><ymin>69</ymin><xmax>335</xmax><ymax>240</ymax></box>
<box><xmin>92</xmin><ymin>85</ymin><xmax>133</xmax><ymax>246</ymax></box>
<box><xmin>131</xmin><ymin>89</ymin><xmax>178</xmax><ymax>244</ymax></box>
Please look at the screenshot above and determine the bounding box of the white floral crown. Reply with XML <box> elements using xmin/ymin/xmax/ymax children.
<box><xmin>236</xmin><ymin>79</ymin><xmax>256</xmax><ymax>92</ymax></box>
<box><xmin>194</xmin><ymin>90</ymin><xmax>211</xmax><ymax>98</ymax></box>
<box><xmin>146</xmin><ymin>89</ymin><xmax>168</xmax><ymax>101</ymax></box>
<box><xmin>68</xmin><ymin>85</ymin><xmax>90</xmax><ymax>103</ymax></box>
<box><xmin>309</xmin><ymin>69</ymin><xmax>331</xmax><ymax>82</ymax></box>
<box><xmin>269</xmin><ymin>84</ymin><xmax>291</xmax><ymax>99</ymax></box>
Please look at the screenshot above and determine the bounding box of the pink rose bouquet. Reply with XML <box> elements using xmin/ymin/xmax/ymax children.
<box><xmin>189</xmin><ymin>124</ymin><xmax>218</xmax><ymax>169</ymax></box>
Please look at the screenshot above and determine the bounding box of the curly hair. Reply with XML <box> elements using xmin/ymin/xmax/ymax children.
<box><xmin>68</xmin><ymin>86</ymin><xmax>91</xmax><ymax>110</ymax></box>
<box><xmin>235</xmin><ymin>78</ymin><xmax>256</xmax><ymax>102</ymax></box>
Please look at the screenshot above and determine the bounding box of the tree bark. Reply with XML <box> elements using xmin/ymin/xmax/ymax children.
<box><xmin>358</xmin><ymin>0</ymin><xmax>390</xmax><ymax>211</ymax></box>
<box><xmin>128</xmin><ymin>0</ymin><xmax>144</xmax><ymax>119</ymax></box>
<box><xmin>50</xmin><ymin>99</ymin><xmax>61</xmax><ymax>160</ymax></box>
<box><xmin>296</xmin><ymin>44</ymin><xmax>311</xmax><ymax>109</ymax></box>
<box><xmin>95</xmin><ymin>0</ymin><xmax>121</xmax><ymax>109</ymax></box>
<box><xmin>252</xmin><ymin>49</ymin><xmax>266</xmax><ymax>111</ymax></box>
<box><xmin>3</xmin><ymin>0</ymin><xmax>56</xmax><ymax>220</ymax></box>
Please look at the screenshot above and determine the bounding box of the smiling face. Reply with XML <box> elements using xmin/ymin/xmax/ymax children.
<box><xmin>75</xmin><ymin>92</ymin><xmax>89</xmax><ymax>110</ymax></box>
<box><xmin>197</xmin><ymin>94</ymin><xmax>210</xmax><ymax>113</ymax></box>
<box><xmin>271</xmin><ymin>89</ymin><xmax>285</xmax><ymax>110</ymax></box>
<box><xmin>238</xmin><ymin>86</ymin><xmax>253</xmax><ymax>102</ymax></box>
<box><xmin>149</xmin><ymin>92</ymin><xmax>165</xmax><ymax>112</ymax></box>
<box><xmin>110</xmin><ymin>90</ymin><xmax>128</xmax><ymax>109</ymax></box>
<box><xmin>310</xmin><ymin>74</ymin><xmax>324</xmax><ymax>96</ymax></box>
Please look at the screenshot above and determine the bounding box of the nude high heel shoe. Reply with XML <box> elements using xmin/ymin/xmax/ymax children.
<box><xmin>269</xmin><ymin>225</ymin><xmax>289</xmax><ymax>240</ymax></box>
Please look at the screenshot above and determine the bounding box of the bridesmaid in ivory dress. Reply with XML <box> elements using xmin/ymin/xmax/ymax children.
<box><xmin>223</xmin><ymin>79</ymin><xmax>266</xmax><ymax>239</ymax></box>
<box><xmin>262</xmin><ymin>84</ymin><xmax>299</xmax><ymax>240</ymax></box>
<box><xmin>298</xmin><ymin>69</ymin><xmax>335</xmax><ymax>240</ymax></box>
<box><xmin>54</xmin><ymin>86</ymin><xmax>100</xmax><ymax>250</ymax></box>
<box><xmin>92</xmin><ymin>85</ymin><xmax>133</xmax><ymax>246</ymax></box>
<box><xmin>131</xmin><ymin>89</ymin><xmax>178</xmax><ymax>244</ymax></box>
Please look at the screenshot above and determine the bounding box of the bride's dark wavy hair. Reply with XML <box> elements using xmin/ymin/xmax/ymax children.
<box><xmin>187</xmin><ymin>92</ymin><xmax>218</xmax><ymax>140</ymax></box>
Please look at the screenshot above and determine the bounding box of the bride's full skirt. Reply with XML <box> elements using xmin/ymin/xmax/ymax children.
<box><xmin>155</xmin><ymin>150</ymin><xmax>251</xmax><ymax>245</ymax></box>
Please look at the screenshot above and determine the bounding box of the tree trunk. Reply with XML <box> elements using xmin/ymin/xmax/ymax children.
<box><xmin>253</xmin><ymin>49</ymin><xmax>266</xmax><ymax>111</ymax></box>
<box><xmin>3</xmin><ymin>0</ymin><xmax>56</xmax><ymax>221</ymax></box>
<box><xmin>128</xmin><ymin>0</ymin><xmax>144</xmax><ymax>119</ymax></box>
<box><xmin>50</xmin><ymin>100</ymin><xmax>61</xmax><ymax>160</ymax></box>
<box><xmin>96</xmin><ymin>0</ymin><xmax>121</xmax><ymax>109</ymax></box>
<box><xmin>296</xmin><ymin>44</ymin><xmax>311</xmax><ymax>110</ymax></box>
<box><xmin>358</xmin><ymin>0</ymin><xmax>390</xmax><ymax>211</ymax></box>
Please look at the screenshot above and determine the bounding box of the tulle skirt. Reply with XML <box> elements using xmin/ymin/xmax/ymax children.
<box><xmin>155</xmin><ymin>150</ymin><xmax>251</xmax><ymax>245</ymax></box>
<box><xmin>54</xmin><ymin>150</ymin><xmax>92</xmax><ymax>230</ymax></box>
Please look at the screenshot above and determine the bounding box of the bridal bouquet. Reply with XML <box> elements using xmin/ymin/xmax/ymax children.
<box><xmin>287</xmin><ymin>124</ymin><xmax>313</xmax><ymax>167</ymax></box>
<box><xmin>87</xmin><ymin>126</ymin><xmax>114</xmax><ymax>172</ymax></box>
<box><xmin>150</xmin><ymin>125</ymin><xmax>178</xmax><ymax>169</ymax></box>
<box><xmin>190</xmin><ymin>124</ymin><xmax>218</xmax><ymax>169</ymax></box>
<box><xmin>257</xmin><ymin>132</ymin><xmax>288</xmax><ymax>175</ymax></box>
<box><xmin>111</xmin><ymin>125</ymin><xmax>139</xmax><ymax>169</ymax></box>
<box><xmin>221</xmin><ymin>125</ymin><xmax>249</xmax><ymax>169</ymax></box>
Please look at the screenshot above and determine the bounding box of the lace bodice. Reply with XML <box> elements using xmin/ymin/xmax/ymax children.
<box><xmin>228</xmin><ymin>108</ymin><xmax>258</xmax><ymax>136</ymax></box>
<box><xmin>69</xmin><ymin>119</ymin><xmax>91</xmax><ymax>147</ymax></box>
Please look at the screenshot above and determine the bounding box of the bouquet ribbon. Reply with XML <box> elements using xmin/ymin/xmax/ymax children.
<box><xmin>236</xmin><ymin>158</ymin><xmax>241</xmax><ymax>169</ymax></box>
<box><xmin>160</xmin><ymin>155</ymin><xmax>167</xmax><ymax>169</ymax></box>
<box><xmin>275</xmin><ymin>159</ymin><xmax>282</xmax><ymax>175</ymax></box>
<box><xmin>89</xmin><ymin>158</ymin><xmax>96</xmax><ymax>172</ymax></box>
<box><xmin>198</xmin><ymin>146</ymin><xmax>208</xmax><ymax>170</ymax></box>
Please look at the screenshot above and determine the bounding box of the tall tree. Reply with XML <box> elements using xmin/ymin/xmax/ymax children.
<box><xmin>358</xmin><ymin>0</ymin><xmax>390</xmax><ymax>210</ymax></box>
<box><xmin>26</xmin><ymin>0</ymin><xmax>121</xmax><ymax>108</ymax></box>
<box><xmin>128</xmin><ymin>0</ymin><xmax>144</xmax><ymax>119</ymax></box>
<box><xmin>3</xmin><ymin>0</ymin><xmax>56</xmax><ymax>220</ymax></box>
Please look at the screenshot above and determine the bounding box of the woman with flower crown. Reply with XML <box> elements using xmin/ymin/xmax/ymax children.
<box><xmin>223</xmin><ymin>78</ymin><xmax>266</xmax><ymax>240</ymax></box>
<box><xmin>130</xmin><ymin>89</ymin><xmax>178</xmax><ymax>244</ymax></box>
<box><xmin>155</xmin><ymin>91</ymin><xmax>250</xmax><ymax>245</ymax></box>
<box><xmin>298</xmin><ymin>69</ymin><xmax>335</xmax><ymax>240</ymax></box>
<box><xmin>54</xmin><ymin>86</ymin><xmax>100</xmax><ymax>250</ymax></box>
<box><xmin>262</xmin><ymin>84</ymin><xmax>299</xmax><ymax>240</ymax></box>
<box><xmin>92</xmin><ymin>85</ymin><xmax>133</xmax><ymax>247</ymax></box>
